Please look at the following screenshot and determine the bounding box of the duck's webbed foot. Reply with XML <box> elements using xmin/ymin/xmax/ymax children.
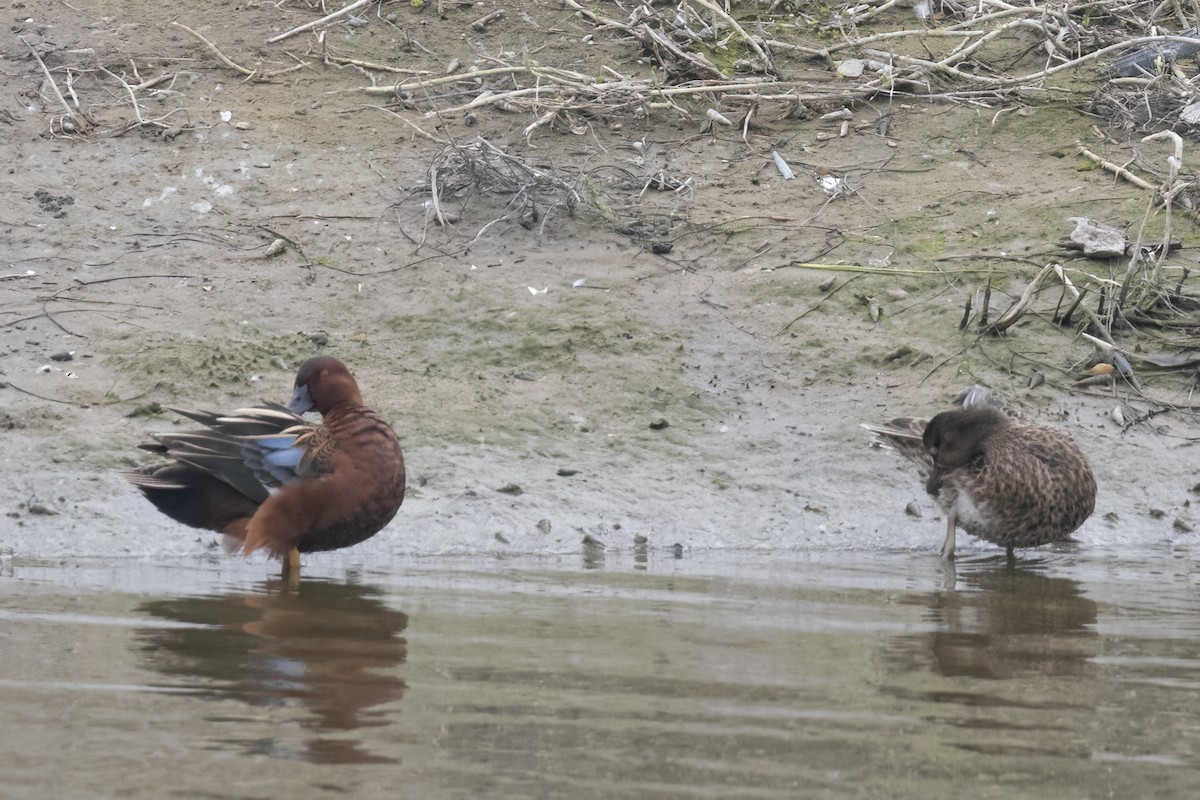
<box><xmin>939</xmin><ymin>509</ymin><xmax>957</xmax><ymax>560</ymax></box>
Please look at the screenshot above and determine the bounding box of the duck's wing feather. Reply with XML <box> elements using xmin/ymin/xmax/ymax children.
<box><xmin>126</xmin><ymin>404</ymin><xmax>331</xmax><ymax>503</ymax></box>
<box><xmin>861</xmin><ymin>417</ymin><xmax>934</xmax><ymax>480</ymax></box>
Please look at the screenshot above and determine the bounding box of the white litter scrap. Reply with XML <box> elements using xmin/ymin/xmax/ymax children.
<box><xmin>816</xmin><ymin>170</ymin><xmax>847</xmax><ymax>197</ymax></box>
<box><xmin>771</xmin><ymin>151</ymin><xmax>795</xmax><ymax>180</ymax></box>
<box><xmin>705</xmin><ymin>108</ymin><xmax>733</xmax><ymax>127</ymax></box>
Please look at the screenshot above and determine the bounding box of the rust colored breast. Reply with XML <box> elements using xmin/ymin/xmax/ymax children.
<box><xmin>243</xmin><ymin>406</ymin><xmax>406</xmax><ymax>556</ymax></box>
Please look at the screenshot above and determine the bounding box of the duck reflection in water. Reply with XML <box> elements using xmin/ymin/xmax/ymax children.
<box><xmin>885</xmin><ymin>562</ymin><xmax>1098</xmax><ymax>680</ymax></box>
<box><xmin>137</xmin><ymin>579</ymin><xmax>407</xmax><ymax>764</ymax></box>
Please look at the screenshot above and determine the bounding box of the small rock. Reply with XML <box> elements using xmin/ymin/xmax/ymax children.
<box><xmin>28</xmin><ymin>503</ymin><xmax>58</xmax><ymax>516</ymax></box>
<box><xmin>496</xmin><ymin>483</ymin><xmax>523</xmax><ymax>495</ymax></box>
<box><xmin>48</xmin><ymin>351</ymin><xmax>74</xmax><ymax>362</ymax></box>
<box><xmin>494</xmin><ymin>532</ymin><xmax>510</xmax><ymax>544</ymax></box>
<box><xmin>836</xmin><ymin>58</ymin><xmax>864</xmax><ymax>78</ymax></box>
<box><xmin>270</xmin><ymin>356</ymin><xmax>288</xmax><ymax>371</ymax></box>
<box><xmin>582</xmin><ymin>534</ymin><xmax>603</xmax><ymax>546</ymax></box>
<box><xmin>904</xmin><ymin>501</ymin><xmax>922</xmax><ymax>518</ymax></box>
<box><xmin>633</xmin><ymin>534</ymin><xmax>648</xmax><ymax>545</ymax></box>
<box><xmin>885</xmin><ymin>287</ymin><xmax>908</xmax><ymax>301</ymax></box>
<box><xmin>1173</xmin><ymin>518</ymin><xmax>1194</xmax><ymax>532</ymax></box>
<box><xmin>536</xmin><ymin>519</ymin><xmax>551</xmax><ymax>534</ymax></box>
<box><xmin>556</xmin><ymin>468</ymin><xmax>579</xmax><ymax>477</ymax></box>
<box><xmin>649</xmin><ymin>418</ymin><xmax>669</xmax><ymax>430</ymax></box>
<box><xmin>1067</xmin><ymin>217</ymin><xmax>1126</xmax><ymax>258</ymax></box>
<box><xmin>672</xmin><ymin>542</ymin><xmax>685</xmax><ymax>558</ymax></box>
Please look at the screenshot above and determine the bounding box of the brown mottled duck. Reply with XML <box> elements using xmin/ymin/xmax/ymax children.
<box><xmin>863</xmin><ymin>387</ymin><xmax>1096</xmax><ymax>560</ymax></box>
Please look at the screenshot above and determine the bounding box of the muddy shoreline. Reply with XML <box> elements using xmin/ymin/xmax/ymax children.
<box><xmin>2</xmin><ymin>1</ymin><xmax>1198</xmax><ymax>563</ymax></box>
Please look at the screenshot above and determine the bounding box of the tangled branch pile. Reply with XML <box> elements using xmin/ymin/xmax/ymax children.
<box><xmin>345</xmin><ymin>1</ymin><xmax>1200</xmax><ymax>129</ymax></box>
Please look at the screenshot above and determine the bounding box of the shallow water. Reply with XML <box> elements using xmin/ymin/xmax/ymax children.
<box><xmin>1</xmin><ymin>549</ymin><xmax>1198</xmax><ymax>799</ymax></box>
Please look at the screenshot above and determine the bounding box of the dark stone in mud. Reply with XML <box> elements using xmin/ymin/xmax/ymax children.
<box><xmin>496</xmin><ymin>483</ymin><xmax>523</xmax><ymax>495</ymax></box>
<box><xmin>48</xmin><ymin>351</ymin><xmax>74</xmax><ymax>362</ymax></box>
<box><xmin>556</xmin><ymin>468</ymin><xmax>579</xmax><ymax>476</ymax></box>
<box><xmin>649</xmin><ymin>418</ymin><xmax>669</xmax><ymax>430</ymax></box>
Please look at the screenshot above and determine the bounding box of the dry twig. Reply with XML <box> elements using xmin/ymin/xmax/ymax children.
<box><xmin>267</xmin><ymin>0</ymin><xmax>373</xmax><ymax>44</ymax></box>
<box><xmin>21</xmin><ymin>36</ymin><xmax>92</xmax><ymax>134</ymax></box>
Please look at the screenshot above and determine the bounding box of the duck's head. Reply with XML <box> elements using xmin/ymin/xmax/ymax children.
<box><xmin>923</xmin><ymin>406</ymin><xmax>1006</xmax><ymax>473</ymax></box>
<box><xmin>288</xmin><ymin>357</ymin><xmax>363</xmax><ymax>415</ymax></box>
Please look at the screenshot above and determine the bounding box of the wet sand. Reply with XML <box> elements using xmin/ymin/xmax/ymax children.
<box><xmin>2</xmin><ymin>550</ymin><xmax>1198</xmax><ymax>799</ymax></box>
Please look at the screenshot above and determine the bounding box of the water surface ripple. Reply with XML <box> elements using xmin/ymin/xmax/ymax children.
<box><xmin>1</xmin><ymin>551</ymin><xmax>1196</xmax><ymax>798</ymax></box>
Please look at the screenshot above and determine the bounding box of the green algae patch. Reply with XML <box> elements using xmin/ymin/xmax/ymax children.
<box><xmin>105</xmin><ymin>334</ymin><xmax>324</xmax><ymax>399</ymax></box>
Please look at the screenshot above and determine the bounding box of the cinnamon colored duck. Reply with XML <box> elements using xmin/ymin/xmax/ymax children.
<box><xmin>124</xmin><ymin>357</ymin><xmax>405</xmax><ymax>576</ymax></box>
<box><xmin>863</xmin><ymin>387</ymin><xmax>1096</xmax><ymax>560</ymax></box>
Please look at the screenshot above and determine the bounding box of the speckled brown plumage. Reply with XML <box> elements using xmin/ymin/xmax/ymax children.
<box><xmin>864</xmin><ymin>389</ymin><xmax>1096</xmax><ymax>559</ymax></box>
<box><xmin>125</xmin><ymin>357</ymin><xmax>406</xmax><ymax>573</ymax></box>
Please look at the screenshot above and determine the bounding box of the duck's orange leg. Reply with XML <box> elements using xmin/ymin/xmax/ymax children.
<box><xmin>282</xmin><ymin>547</ymin><xmax>301</xmax><ymax>579</ymax></box>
